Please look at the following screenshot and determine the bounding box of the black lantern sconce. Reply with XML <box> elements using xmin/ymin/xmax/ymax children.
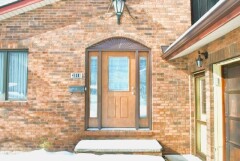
<box><xmin>196</xmin><ymin>51</ymin><xmax>208</xmax><ymax>67</ymax></box>
<box><xmin>113</xmin><ymin>0</ymin><xmax>125</xmax><ymax>25</ymax></box>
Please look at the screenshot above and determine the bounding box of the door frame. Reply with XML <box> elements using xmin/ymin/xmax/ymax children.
<box><xmin>213</xmin><ymin>56</ymin><xmax>240</xmax><ymax>161</ymax></box>
<box><xmin>84</xmin><ymin>37</ymin><xmax>152</xmax><ymax>130</ymax></box>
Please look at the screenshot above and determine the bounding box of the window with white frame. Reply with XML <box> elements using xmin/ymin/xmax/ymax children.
<box><xmin>0</xmin><ymin>51</ymin><xmax>28</xmax><ymax>101</ymax></box>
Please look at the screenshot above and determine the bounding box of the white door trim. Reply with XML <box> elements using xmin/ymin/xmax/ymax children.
<box><xmin>213</xmin><ymin>56</ymin><xmax>240</xmax><ymax>161</ymax></box>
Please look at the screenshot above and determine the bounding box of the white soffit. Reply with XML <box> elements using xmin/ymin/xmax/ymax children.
<box><xmin>0</xmin><ymin>0</ymin><xmax>60</xmax><ymax>21</ymax></box>
<box><xmin>171</xmin><ymin>15</ymin><xmax>240</xmax><ymax>60</ymax></box>
<box><xmin>0</xmin><ymin>0</ymin><xmax>19</xmax><ymax>7</ymax></box>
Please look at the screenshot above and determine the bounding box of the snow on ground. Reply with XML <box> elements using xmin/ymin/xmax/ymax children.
<box><xmin>165</xmin><ymin>154</ymin><xmax>203</xmax><ymax>161</ymax></box>
<box><xmin>182</xmin><ymin>155</ymin><xmax>203</xmax><ymax>161</ymax></box>
<box><xmin>0</xmin><ymin>149</ymin><xmax>165</xmax><ymax>161</ymax></box>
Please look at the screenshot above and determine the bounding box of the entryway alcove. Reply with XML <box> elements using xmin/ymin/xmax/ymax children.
<box><xmin>85</xmin><ymin>37</ymin><xmax>152</xmax><ymax>130</ymax></box>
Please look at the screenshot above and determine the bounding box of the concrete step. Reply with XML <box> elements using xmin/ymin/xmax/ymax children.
<box><xmin>74</xmin><ymin>139</ymin><xmax>162</xmax><ymax>156</ymax></box>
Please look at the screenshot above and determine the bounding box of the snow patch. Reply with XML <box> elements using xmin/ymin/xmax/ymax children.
<box><xmin>0</xmin><ymin>149</ymin><xmax>165</xmax><ymax>161</ymax></box>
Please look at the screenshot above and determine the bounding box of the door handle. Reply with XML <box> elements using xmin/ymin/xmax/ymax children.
<box><xmin>131</xmin><ymin>87</ymin><xmax>135</xmax><ymax>95</ymax></box>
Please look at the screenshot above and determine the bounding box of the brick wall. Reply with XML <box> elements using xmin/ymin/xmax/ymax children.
<box><xmin>0</xmin><ymin>0</ymin><xmax>191</xmax><ymax>153</ymax></box>
<box><xmin>187</xmin><ymin>27</ymin><xmax>240</xmax><ymax>161</ymax></box>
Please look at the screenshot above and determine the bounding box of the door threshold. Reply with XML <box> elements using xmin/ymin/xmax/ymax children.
<box><xmin>87</xmin><ymin>128</ymin><xmax>150</xmax><ymax>131</ymax></box>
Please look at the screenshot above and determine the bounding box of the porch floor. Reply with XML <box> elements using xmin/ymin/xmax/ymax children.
<box><xmin>74</xmin><ymin>139</ymin><xmax>162</xmax><ymax>155</ymax></box>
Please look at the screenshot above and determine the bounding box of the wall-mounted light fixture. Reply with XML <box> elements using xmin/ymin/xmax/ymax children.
<box><xmin>113</xmin><ymin>0</ymin><xmax>125</xmax><ymax>25</ymax></box>
<box><xmin>196</xmin><ymin>51</ymin><xmax>208</xmax><ymax>67</ymax></box>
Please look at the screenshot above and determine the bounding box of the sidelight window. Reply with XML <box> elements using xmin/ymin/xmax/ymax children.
<box><xmin>90</xmin><ymin>56</ymin><xmax>98</xmax><ymax>118</ymax></box>
<box><xmin>139</xmin><ymin>57</ymin><xmax>147</xmax><ymax>118</ymax></box>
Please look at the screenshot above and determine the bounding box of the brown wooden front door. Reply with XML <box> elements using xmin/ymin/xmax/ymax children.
<box><xmin>223</xmin><ymin>61</ymin><xmax>240</xmax><ymax>161</ymax></box>
<box><xmin>102</xmin><ymin>52</ymin><xmax>136</xmax><ymax>127</ymax></box>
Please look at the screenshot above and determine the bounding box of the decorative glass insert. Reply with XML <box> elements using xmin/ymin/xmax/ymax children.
<box><xmin>8</xmin><ymin>52</ymin><xmax>28</xmax><ymax>100</ymax></box>
<box><xmin>90</xmin><ymin>57</ymin><xmax>98</xmax><ymax>118</ymax></box>
<box><xmin>0</xmin><ymin>52</ymin><xmax>5</xmax><ymax>100</ymax></box>
<box><xmin>108</xmin><ymin>57</ymin><xmax>129</xmax><ymax>91</ymax></box>
<box><xmin>140</xmin><ymin>57</ymin><xmax>147</xmax><ymax>118</ymax></box>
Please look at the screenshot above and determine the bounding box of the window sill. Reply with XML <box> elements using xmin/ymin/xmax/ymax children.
<box><xmin>0</xmin><ymin>100</ymin><xmax>27</xmax><ymax>102</ymax></box>
<box><xmin>0</xmin><ymin>100</ymin><xmax>28</xmax><ymax>105</ymax></box>
<box><xmin>87</xmin><ymin>128</ymin><xmax>151</xmax><ymax>131</ymax></box>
